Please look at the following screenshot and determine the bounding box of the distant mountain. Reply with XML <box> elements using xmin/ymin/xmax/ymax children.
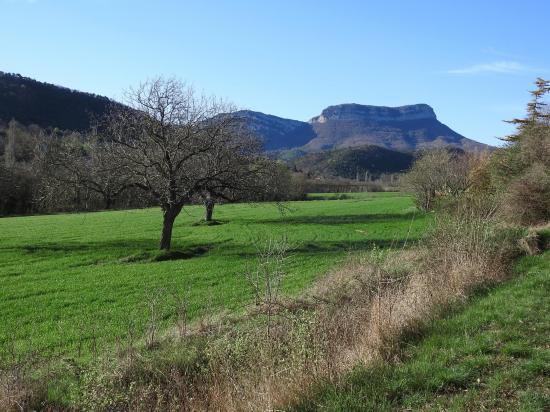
<box><xmin>239</xmin><ymin>104</ymin><xmax>488</xmax><ymax>152</ymax></box>
<box><xmin>234</xmin><ymin>110</ymin><xmax>316</xmax><ymax>151</ymax></box>
<box><xmin>0</xmin><ymin>71</ymin><xmax>121</xmax><ymax>131</ymax></box>
<box><xmin>291</xmin><ymin>145</ymin><xmax>414</xmax><ymax>180</ymax></box>
<box><xmin>306</xmin><ymin>103</ymin><xmax>485</xmax><ymax>152</ymax></box>
<box><xmin>0</xmin><ymin>71</ymin><xmax>488</xmax><ymax>153</ymax></box>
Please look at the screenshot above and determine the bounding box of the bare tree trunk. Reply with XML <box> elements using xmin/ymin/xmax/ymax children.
<box><xmin>74</xmin><ymin>184</ymin><xmax>82</xmax><ymax>209</ymax></box>
<box><xmin>4</xmin><ymin>120</ymin><xmax>17</xmax><ymax>168</ymax></box>
<box><xmin>160</xmin><ymin>204</ymin><xmax>183</xmax><ymax>250</ymax></box>
<box><xmin>104</xmin><ymin>195</ymin><xmax>113</xmax><ymax>210</ymax></box>
<box><xmin>204</xmin><ymin>197</ymin><xmax>215</xmax><ymax>222</ymax></box>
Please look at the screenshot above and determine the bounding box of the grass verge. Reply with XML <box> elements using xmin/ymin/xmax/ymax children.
<box><xmin>292</xmin><ymin>251</ymin><xmax>550</xmax><ymax>411</ymax></box>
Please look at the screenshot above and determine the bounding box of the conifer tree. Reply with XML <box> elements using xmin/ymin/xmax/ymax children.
<box><xmin>505</xmin><ymin>77</ymin><xmax>550</xmax><ymax>142</ymax></box>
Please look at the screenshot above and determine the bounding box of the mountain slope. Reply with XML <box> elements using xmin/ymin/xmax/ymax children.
<box><xmin>0</xmin><ymin>71</ymin><xmax>121</xmax><ymax>131</ymax></box>
<box><xmin>307</xmin><ymin>103</ymin><xmax>485</xmax><ymax>152</ymax></box>
<box><xmin>0</xmin><ymin>72</ymin><xmax>488</xmax><ymax>152</ymax></box>
<box><xmin>234</xmin><ymin>110</ymin><xmax>316</xmax><ymax>151</ymax></box>
<box><xmin>239</xmin><ymin>104</ymin><xmax>488</xmax><ymax>152</ymax></box>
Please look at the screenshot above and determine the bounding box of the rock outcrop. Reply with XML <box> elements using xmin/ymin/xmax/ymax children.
<box><xmin>240</xmin><ymin>103</ymin><xmax>488</xmax><ymax>152</ymax></box>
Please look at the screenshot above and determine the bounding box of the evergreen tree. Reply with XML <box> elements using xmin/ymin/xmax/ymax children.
<box><xmin>491</xmin><ymin>77</ymin><xmax>550</xmax><ymax>224</ymax></box>
<box><xmin>504</xmin><ymin>77</ymin><xmax>550</xmax><ymax>141</ymax></box>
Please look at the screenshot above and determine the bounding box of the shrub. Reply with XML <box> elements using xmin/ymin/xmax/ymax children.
<box><xmin>403</xmin><ymin>148</ymin><xmax>470</xmax><ymax>211</ymax></box>
<box><xmin>503</xmin><ymin>163</ymin><xmax>550</xmax><ymax>225</ymax></box>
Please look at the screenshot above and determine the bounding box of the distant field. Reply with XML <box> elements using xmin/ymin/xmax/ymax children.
<box><xmin>0</xmin><ymin>192</ymin><xmax>426</xmax><ymax>358</ymax></box>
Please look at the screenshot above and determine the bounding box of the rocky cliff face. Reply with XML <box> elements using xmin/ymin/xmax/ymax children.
<box><xmin>303</xmin><ymin>103</ymin><xmax>487</xmax><ymax>152</ymax></box>
<box><xmin>310</xmin><ymin>103</ymin><xmax>437</xmax><ymax>124</ymax></box>
<box><xmin>240</xmin><ymin>103</ymin><xmax>488</xmax><ymax>153</ymax></box>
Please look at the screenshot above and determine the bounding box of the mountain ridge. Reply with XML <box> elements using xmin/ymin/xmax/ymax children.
<box><xmin>309</xmin><ymin>103</ymin><xmax>437</xmax><ymax>123</ymax></box>
<box><xmin>291</xmin><ymin>144</ymin><xmax>415</xmax><ymax>180</ymax></box>
<box><xmin>0</xmin><ymin>71</ymin><xmax>489</xmax><ymax>152</ymax></box>
<box><xmin>0</xmin><ymin>71</ymin><xmax>124</xmax><ymax>131</ymax></box>
<box><xmin>240</xmin><ymin>104</ymin><xmax>488</xmax><ymax>153</ymax></box>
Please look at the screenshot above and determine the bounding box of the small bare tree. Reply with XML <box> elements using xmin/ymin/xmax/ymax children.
<box><xmin>197</xmin><ymin>154</ymin><xmax>272</xmax><ymax>222</ymax></box>
<box><xmin>245</xmin><ymin>237</ymin><xmax>290</xmax><ymax>337</ymax></box>
<box><xmin>403</xmin><ymin>148</ymin><xmax>470</xmax><ymax>211</ymax></box>
<box><xmin>107</xmin><ymin>77</ymin><xmax>264</xmax><ymax>249</ymax></box>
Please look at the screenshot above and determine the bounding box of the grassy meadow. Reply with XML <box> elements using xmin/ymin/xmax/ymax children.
<box><xmin>0</xmin><ymin>192</ymin><xmax>426</xmax><ymax>359</ymax></box>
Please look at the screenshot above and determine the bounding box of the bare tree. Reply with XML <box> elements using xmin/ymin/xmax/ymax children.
<box><xmin>107</xmin><ymin>77</ymin><xmax>264</xmax><ymax>249</ymax></box>
<box><xmin>403</xmin><ymin>148</ymin><xmax>470</xmax><ymax>211</ymax></box>
<box><xmin>196</xmin><ymin>149</ymin><xmax>273</xmax><ymax>222</ymax></box>
<box><xmin>39</xmin><ymin>132</ymin><xmax>133</xmax><ymax>210</ymax></box>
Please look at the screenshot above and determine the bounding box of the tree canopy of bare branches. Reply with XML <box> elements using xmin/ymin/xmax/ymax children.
<box><xmin>39</xmin><ymin>132</ymin><xmax>134</xmax><ymax>210</ymax></box>
<box><xmin>403</xmin><ymin>148</ymin><xmax>470</xmax><ymax>211</ymax></box>
<box><xmin>107</xmin><ymin>77</ymin><xmax>266</xmax><ymax>249</ymax></box>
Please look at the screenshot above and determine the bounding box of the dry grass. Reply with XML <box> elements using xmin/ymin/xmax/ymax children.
<box><xmin>0</xmin><ymin>352</ymin><xmax>51</xmax><ymax>411</ymax></box>
<box><xmin>0</xmin><ymin>203</ymin><xmax>526</xmax><ymax>411</ymax></box>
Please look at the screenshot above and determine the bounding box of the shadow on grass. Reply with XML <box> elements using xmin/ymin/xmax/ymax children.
<box><xmin>258</xmin><ymin>212</ymin><xmax>419</xmax><ymax>226</ymax></box>
<box><xmin>18</xmin><ymin>237</ymin><xmax>418</xmax><ymax>263</ymax></box>
<box><xmin>305</xmin><ymin>194</ymin><xmax>352</xmax><ymax>201</ymax></box>
<box><xmin>151</xmin><ymin>246</ymin><xmax>211</xmax><ymax>262</ymax></box>
<box><xmin>292</xmin><ymin>239</ymin><xmax>412</xmax><ymax>253</ymax></box>
<box><xmin>22</xmin><ymin>244</ymin><xmax>91</xmax><ymax>253</ymax></box>
<box><xmin>191</xmin><ymin>219</ymin><xmax>225</xmax><ymax>227</ymax></box>
<box><xmin>220</xmin><ymin>238</ymin><xmax>417</xmax><ymax>259</ymax></box>
<box><xmin>15</xmin><ymin>212</ymin><xmax>422</xmax><ymax>263</ymax></box>
<box><xmin>19</xmin><ymin>239</ymin><xmax>219</xmax><ymax>264</ymax></box>
<box><xmin>119</xmin><ymin>246</ymin><xmax>212</xmax><ymax>263</ymax></box>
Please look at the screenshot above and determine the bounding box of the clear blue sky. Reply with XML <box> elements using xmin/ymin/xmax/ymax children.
<box><xmin>2</xmin><ymin>0</ymin><xmax>549</xmax><ymax>146</ymax></box>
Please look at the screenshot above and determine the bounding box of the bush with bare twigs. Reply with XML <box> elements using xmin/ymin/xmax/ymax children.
<box><xmin>402</xmin><ymin>148</ymin><xmax>470</xmax><ymax>212</ymax></box>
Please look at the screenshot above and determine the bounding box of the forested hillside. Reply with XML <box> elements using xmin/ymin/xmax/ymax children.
<box><xmin>0</xmin><ymin>71</ymin><xmax>121</xmax><ymax>131</ymax></box>
<box><xmin>291</xmin><ymin>145</ymin><xmax>414</xmax><ymax>179</ymax></box>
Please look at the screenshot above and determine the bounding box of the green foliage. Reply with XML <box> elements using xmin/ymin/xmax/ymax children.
<box><xmin>490</xmin><ymin>78</ymin><xmax>550</xmax><ymax>225</ymax></box>
<box><xmin>291</xmin><ymin>145</ymin><xmax>413</xmax><ymax>180</ymax></box>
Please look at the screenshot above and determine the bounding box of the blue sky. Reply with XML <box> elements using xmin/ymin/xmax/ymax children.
<box><xmin>2</xmin><ymin>0</ymin><xmax>549</xmax><ymax>146</ymax></box>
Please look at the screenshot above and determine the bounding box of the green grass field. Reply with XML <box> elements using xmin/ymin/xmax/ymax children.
<box><xmin>0</xmin><ymin>192</ymin><xmax>426</xmax><ymax>359</ymax></box>
<box><xmin>293</xmin><ymin>251</ymin><xmax>550</xmax><ymax>411</ymax></box>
